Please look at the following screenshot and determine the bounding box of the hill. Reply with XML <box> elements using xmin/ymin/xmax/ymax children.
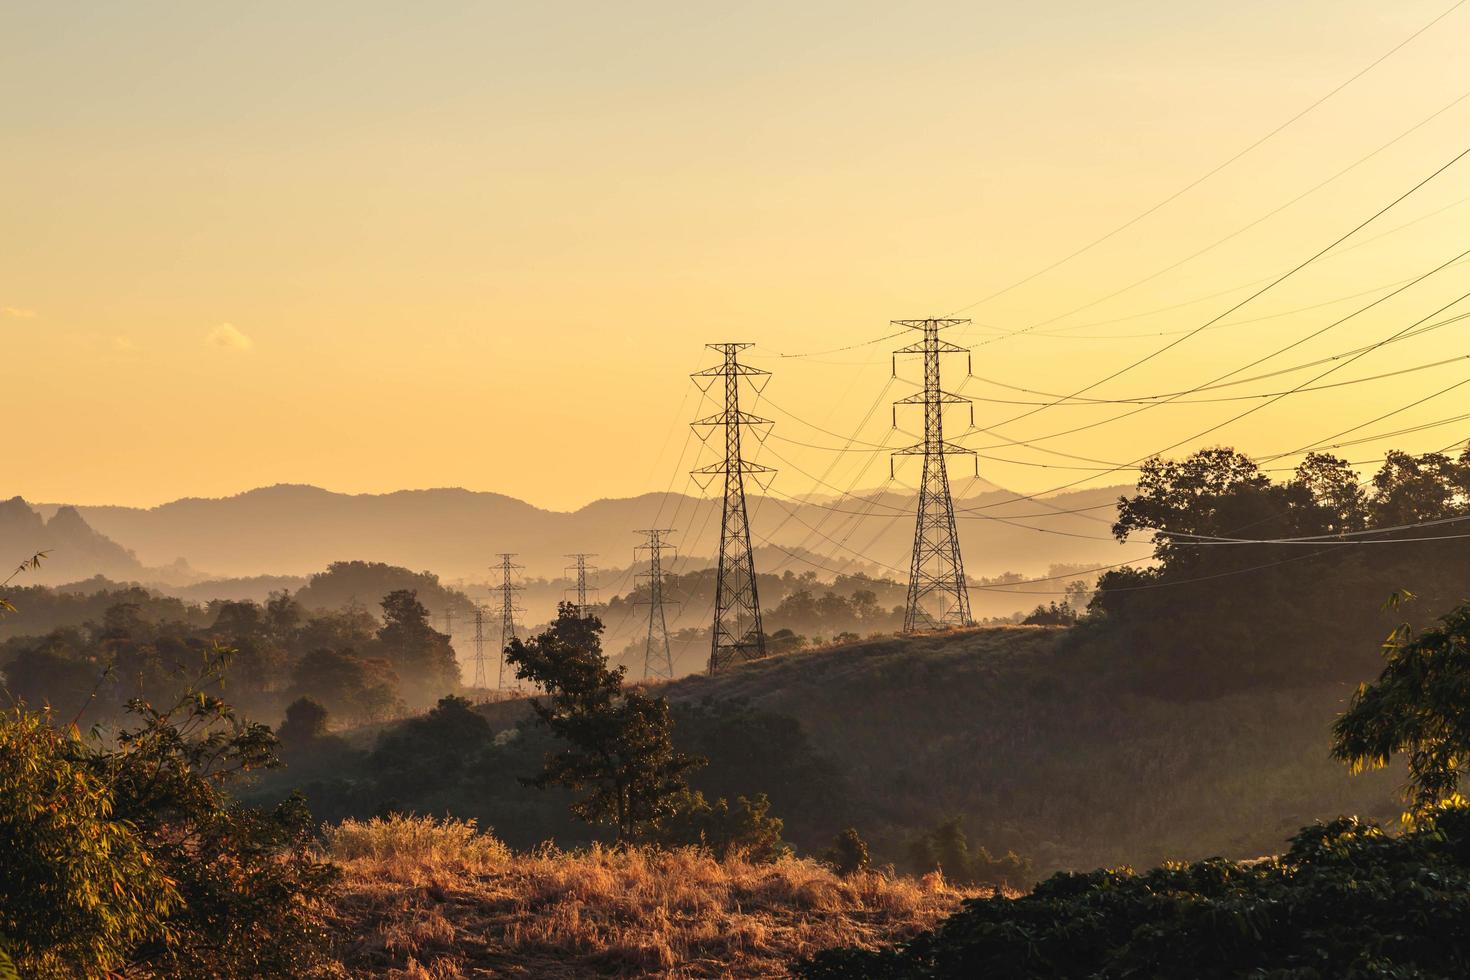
<box><xmin>652</xmin><ymin>627</ymin><xmax>1401</xmax><ymax>871</ymax></box>
<box><xmin>255</xmin><ymin>624</ymin><xmax>1402</xmax><ymax>879</ymax></box>
<box><xmin>35</xmin><ymin>482</ymin><xmax>1140</xmax><ymax>585</ymax></box>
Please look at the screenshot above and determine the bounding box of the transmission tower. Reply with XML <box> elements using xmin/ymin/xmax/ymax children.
<box><xmin>634</xmin><ymin>529</ymin><xmax>679</xmax><ymax>680</ymax></box>
<box><xmin>692</xmin><ymin>343</ymin><xmax>774</xmax><ymax>674</ymax></box>
<box><xmin>493</xmin><ymin>554</ymin><xmax>525</xmax><ymax>690</ymax></box>
<box><xmin>564</xmin><ymin>553</ymin><xmax>599</xmax><ymax>618</ymax></box>
<box><xmin>470</xmin><ymin>603</ymin><xmax>490</xmax><ymax>690</ymax></box>
<box><xmin>891</xmin><ymin>318</ymin><xmax>976</xmax><ymax>632</ymax></box>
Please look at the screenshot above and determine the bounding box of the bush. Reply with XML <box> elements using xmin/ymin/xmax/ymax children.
<box><xmin>907</xmin><ymin>818</ymin><xmax>1033</xmax><ymax>889</ymax></box>
<box><xmin>822</xmin><ymin>828</ymin><xmax>871</xmax><ymax>877</ymax></box>
<box><xmin>798</xmin><ymin>802</ymin><xmax>1470</xmax><ymax>978</ymax></box>
<box><xmin>656</xmin><ymin>790</ymin><xmax>789</xmax><ymax>862</ymax></box>
<box><xmin>99</xmin><ymin>668</ymin><xmax>338</xmax><ymax>978</ymax></box>
<box><xmin>0</xmin><ymin>647</ymin><xmax>338</xmax><ymax>978</ymax></box>
<box><xmin>0</xmin><ymin>708</ymin><xmax>177</xmax><ymax>978</ymax></box>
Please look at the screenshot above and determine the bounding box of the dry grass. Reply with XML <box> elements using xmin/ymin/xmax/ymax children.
<box><xmin>318</xmin><ymin>815</ymin><xmax>984</xmax><ymax>978</ymax></box>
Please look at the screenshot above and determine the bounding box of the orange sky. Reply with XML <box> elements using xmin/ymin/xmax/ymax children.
<box><xmin>4</xmin><ymin>1</ymin><xmax>1469</xmax><ymax>510</ymax></box>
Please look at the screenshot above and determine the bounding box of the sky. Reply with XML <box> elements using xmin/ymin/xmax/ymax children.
<box><xmin>4</xmin><ymin>0</ymin><xmax>1470</xmax><ymax>511</ymax></box>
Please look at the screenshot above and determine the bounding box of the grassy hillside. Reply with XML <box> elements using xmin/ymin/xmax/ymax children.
<box><xmin>657</xmin><ymin>626</ymin><xmax>1403</xmax><ymax>871</ymax></box>
<box><xmin>258</xmin><ymin>623</ymin><xmax>1405</xmax><ymax>881</ymax></box>
<box><xmin>318</xmin><ymin>815</ymin><xmax>983</xmax><ymax>978</ymax></box>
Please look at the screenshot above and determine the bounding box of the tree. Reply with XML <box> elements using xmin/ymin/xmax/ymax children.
<box><xmin>1021</xmin><ymin>601</ymin><xmax>1076</xmax><ymax>626</ymax></box>
<box><xmin>289</xmin><ymin>648</ymin><xmax>402</xmax><ymax>724</ymax></box>
<box><xmin>277</xmin><ymin>696</ymin><xmax>329</xmax><ymax>744</ymax></box>
<box><xmin>505</xmin><ymin>603</ymin><xmax>705</xmax><ymax>841</ymax></box>
<box><xmin>1333</xmin><ymin>597</ymin><xmax>1470</xmax><ymax>816</ymax></box>
<box><xmin>376</xmin><ymin>589</ymin><xmax>460</xmax><ymax>705</ymax></box>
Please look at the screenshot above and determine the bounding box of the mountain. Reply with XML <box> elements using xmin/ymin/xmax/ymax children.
<box><xmin>35</xmin><ymin>481</ymin><xmax>1143</xmax><ymax>601</ymax></box>
<box><xmin>0</xmin><ymin>496</ymin><xmax>149</xmax><ymax>585</ymax></box>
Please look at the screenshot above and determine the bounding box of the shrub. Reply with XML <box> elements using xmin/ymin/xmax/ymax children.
<box><xmin>0</xmin><ymin>708</ymin><xmax>178</xmax><ymax>978</ymax></box>
<box><xmin>907</xmin><ymin>818</ymin><xmax>1033</xmax><ymax>889</ymax></box>
<box><xmin>657</xmin><ymin>789</ymin><xmax>789</xmax><ymax>862</ymax></box>
<box><xmin>823</xmin><ymin>828</ymin><xmax>871</xmax><ymax>877</ymax></box>
<box><xmin>98</xmin><ymin>665</ymin><xmax>338</xmax><ymax>978</ymax></box>
<box><xmin>797</xmin><ymin>802</ymin><xmax>1470</xmax><ymax>978</ymax></box>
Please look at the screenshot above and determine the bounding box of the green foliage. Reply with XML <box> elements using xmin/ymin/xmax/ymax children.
<box><xmin>0</xmin><ymin>646</ymin><xmax>336</xmax><ymax>978</ymax></box>
<box><xmin>798</xmin><ymin>802</ymin><xmax>1470</xmax><ymax>979</ymax></box>
<box><xmin>907</xmin><ymin>818</ymin><xmax>1033</xmax><ymax>888</ymax></box>
<box><xmin>506</xmin><ymin>604</ymin><xmax>706</xmax><ymax>841</ymax></box>
<box><xmin>822</xmin><ymin>827</ymin><xmax>870</xmax><ymax>876</ymax></box>
<box><xmin>656</xmin><ymin>790</ymin><xmax>789</xmax><ymax>862</ymax></box>
<box><xmin>1333</xmin><ymin>599</ymin><xmax>1470</xmax><ymax>817</ymax></box>
<box><xmin>97</xmin><ymin>651</ymin><xmax>338</xmax><ymax>978</ymax></box>
<box><xmin>0</xmin><ymin>707</ymin><xmax>178</xmax><ymax>978</ymax></box>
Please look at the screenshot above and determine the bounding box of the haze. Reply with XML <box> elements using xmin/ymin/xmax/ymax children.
<box><xmin>4</xmin><ymin>1</ymin><xmax>1467</xmax><ymax>510</ymax></box>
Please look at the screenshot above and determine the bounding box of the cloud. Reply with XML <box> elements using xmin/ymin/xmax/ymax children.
<box><xmin>2</xmin><ymin>307</ymin><xmax>36</xmax><ymax>318</ymax></box>
<box><xmin>206</xmin><ymin>322</ymin><xmax>254</xmax><ymax>352</ymax></box>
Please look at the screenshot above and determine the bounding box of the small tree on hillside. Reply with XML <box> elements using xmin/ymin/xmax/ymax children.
<box><xmin>505</xmin><ymin>603</ymin><xmax>705</xmax><ymax>841</ymax></box>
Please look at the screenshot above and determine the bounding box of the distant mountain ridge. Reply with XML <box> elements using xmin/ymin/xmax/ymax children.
<box><xmin>0</xmin><ymin>496</ymin><xmax>154</xmax><ymax>585</ymax></box>
<box><xmin>33</xmin><ymin>482</ymin><xmax>1142</xmax><ymax>587</ymax></box>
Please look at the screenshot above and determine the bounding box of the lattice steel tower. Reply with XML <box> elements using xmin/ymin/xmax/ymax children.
<box><xmin>891</xmin><ymin>318</ymin><xmax>976</xmax><ymax>632</ymax></box>
<box><xmin>692</xmin><ymin>343</ymin><xmax>774</xmax><ymax>674</ymax></box>
<box><xmin>564</xmin><ymin>553</ymin><xmax>598</xmax><ymax>619</ymax></box>
<box><xmin>470</xmin><ymin>604</ymin><xmax>490</xmax><ymax>690</ymax></box>
<box><xmin>634</xmin><ymin>529</ymin><xmax>678</xmax><ymax>680</ymax></box>
<box><xmin>493</xmin><ymin>554</ymin><xmax>525</xmax><ymax>689</ymax></box>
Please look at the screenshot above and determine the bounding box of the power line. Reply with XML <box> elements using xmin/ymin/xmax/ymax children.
<box><xmin>942</xmin><ymin>0</ymin><xmax>1468</xmax><ymax>318</ymax></box>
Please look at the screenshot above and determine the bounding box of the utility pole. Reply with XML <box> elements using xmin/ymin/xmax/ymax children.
<box><xmin>692</xmin><ymin>343</ymin><xmax>774</xmax><ymax>673</ymax></box>
<box><xmin>564</xmin><ymin>553</ymin><xmax>598</xmax><ymax>618</ymax></box>
<box><xmin>891</xmin><ymin>318</ymin><xmax>976</xmax><ymax>632</ymax></box>
<box><xmin>443</xmin><ymin>606</ymin><xmax>454</xmax><ymax>641</ymax></box>
<box><xmin>634</xmin><ymin>529</ymin><xmax>678</xmax><ymax>680</ymax></box>
<box><xmin>470</xmin><ymin>604</ymin><xmax>489</xmax><ymax>691</ymax></box>
<box><xmin>493</xmin><ymin>554</ymin><xmax>525</xmax><ymax>690</ymax></box>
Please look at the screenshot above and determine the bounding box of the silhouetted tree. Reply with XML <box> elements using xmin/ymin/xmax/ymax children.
<box><xmin>375</xmin><ymin>590</ymin><xmax>459</xmax><ymax>706</ymax></box>
<box><xmin>505</xmin><ymin>603</ymin><xmax>705</xmax><ymax>841</ymax></box>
